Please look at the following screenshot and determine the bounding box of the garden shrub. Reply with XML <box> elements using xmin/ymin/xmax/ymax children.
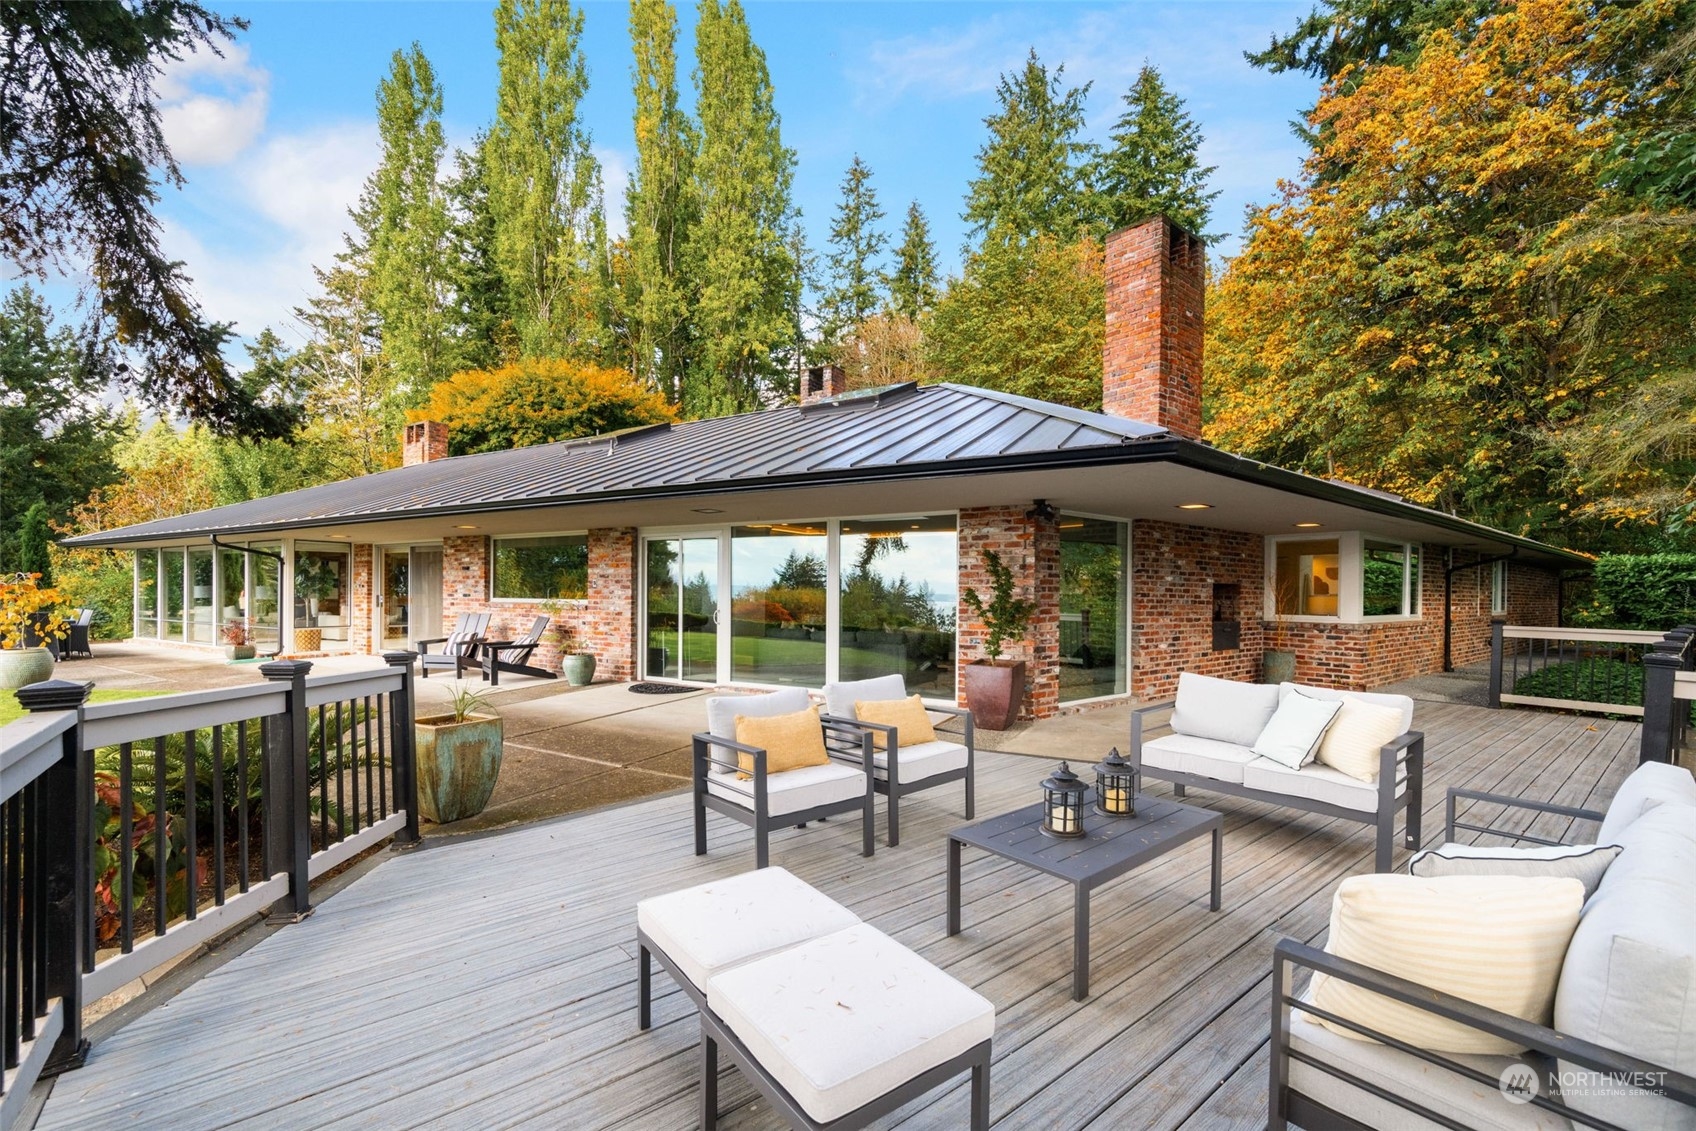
<box><xmin>1586</xmin><ymin>554</ymin><xmax>1696</xmax><ymax>630</ymax></box>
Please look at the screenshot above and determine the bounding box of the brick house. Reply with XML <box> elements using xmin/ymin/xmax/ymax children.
<box><xmin>66</xmin><ymin>217</ymin><xmax>1585</xmax><ymax>720</ymax></box>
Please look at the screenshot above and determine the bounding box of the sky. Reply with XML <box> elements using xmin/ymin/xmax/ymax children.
<box><xmin>119</xmin><ymin>0</ymin><xmax>1322</xmax><ymax>355</ymax></box>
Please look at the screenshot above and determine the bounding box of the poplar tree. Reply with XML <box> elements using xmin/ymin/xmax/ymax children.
<box><xmin>624</xmin><ymin>0</ymin><xmax>698</xmax><ymax>401</ymax></box>
<box><xmin>686</xmin><ymin>0</ymin><xmax>798</xmax><ymax>416</ymax></box>
<box><xmin>1094</xmin><ymin>65</ymin><xmax>1219</xmax><ymax>238</ymax></box>
<box><xmin>888</xmin><ymin>201</ymin><xmax>940</xmax><ymax>319</ymax></box>
<box><xmin>962</xmin><ymin>49</ymin><xmax>1093</xmax><ymax>244</ymax></box>
<box><xmin>360</xmin><ymin>45</ymin><xmax>456</xmax><ymax>398</ymax></box>
<box><xmin>444</xmin><ymin>137</ymin><xmax>514</xmax><ymax>371</ymax></box>
<box><xmin>820</xmin><ymin>155</ymin><xmax>887</xmax><ymax>344</ymax></box>
<box><xmin>486</xmin><ymin>0</ymin><xmax>604</xmax><ymax>358</ymax></box>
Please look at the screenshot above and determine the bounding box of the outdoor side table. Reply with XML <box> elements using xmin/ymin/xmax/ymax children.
<box><xmin>946</xmin><ymin>793</ymin><xmax>1223</xmax><ymax>1001</ymax></box>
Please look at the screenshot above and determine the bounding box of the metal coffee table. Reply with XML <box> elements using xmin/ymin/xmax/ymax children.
<box><xmin>946</xmin><ymin>793</ymin><xmax>1223</xmax><ymax>1001</ymax></box>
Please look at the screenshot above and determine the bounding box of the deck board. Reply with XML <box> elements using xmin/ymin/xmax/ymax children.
<box><xmin>37</xmin><ymin>702</ymin><xmax>1641</xmax><ymax>1131</ymax></box>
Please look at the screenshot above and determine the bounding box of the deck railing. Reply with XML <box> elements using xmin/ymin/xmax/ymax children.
<box><xmin>1640</xmin><ymin>628</ymin><xmax>1696</xmax><ymax>765</ymax></box>
<box><xmin>1487</xmin><ymin>621</ymin><xmax>1668</xmax><ymax>717</ymax></box>
<box><xmin>0</xmin><ymin>653</ymin><xmax>420</xmax><ymax>1126</ymax></box>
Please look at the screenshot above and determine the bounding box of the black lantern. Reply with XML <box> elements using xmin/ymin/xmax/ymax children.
<box><xmin>1093</xmin><ymin>747</ymin><xmax>1139</xmax><ymax>818</ymax></box>
<box><xmin>1041</xmin><ymin>762</ymin><xmax>1087</xmax><ymax>838</ymax></box>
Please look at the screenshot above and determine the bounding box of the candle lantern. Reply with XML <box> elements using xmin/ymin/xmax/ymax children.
<box><xmin>1093</xmin><ymin>747</ymin><xmax>1138</xmax><ymax>818</ymax></box>
<box><xmin>1040</xmin><ymin>762</ymin><xmax>1087</xmax><ymax>838</ymax></box>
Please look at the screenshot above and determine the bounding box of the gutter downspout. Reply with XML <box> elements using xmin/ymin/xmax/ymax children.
<box><xmin>210</xmin><ymin>535</ymin><xmax>287</xmax><ymax>656</ymax></box>
<box><xmin>1443</xmin><ymin>550</ymin><xmax>1517</xmax><ymax>673</ymax></box>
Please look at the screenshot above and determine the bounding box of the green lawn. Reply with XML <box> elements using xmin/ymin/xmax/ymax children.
<box><xmin>0</xmin><ymin>688</ymin><xmax>164</xmax><ymax>727</ymax></box>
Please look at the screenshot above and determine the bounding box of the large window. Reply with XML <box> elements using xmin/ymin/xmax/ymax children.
<box><xmin>492</xmin><ymin>534</ymin><xmax>589</xmax><ymax>600</ymax></box>
<box><xmin>250</xmin><ymin>546</ymin><xmax>281</xmax><ymax>651</ymax></box>
<box><xmin>163</xmin><ymin>549</ymin><xmax>185</xmax><ymax>639</ymax></box>
<box><xmin>136</xmin><ymin>551</ymin><xmax>159</xmax><ymax>637</ymax></box>
<box><xmin>732</xmin><ymin>522</ymin><xmax>828</xmax><ymax>686</ymax></box>
<box><xmin>1364</xmin><ymin>539</ymin><xmax>1420</xmax><ymax>617</ymax></box>
<box><xmin>1268</xmin><ymin>534</ymin><xmax>1423</xmax><ymax>621</ymax></box>
<box><xmin>839</xmin><ymin>515</ymin><xmax>957</xmax><ymax>696</ymax></box>
<box><xmin>1272</xmin><ymin>538</ymin><xmax>1342</xmax><ymax>617</ymax></box>
<box><xmin>294</xmin><ymin>544</ymin><xmax>351</xmax><ymax>650</ymax></box>
<box><xmin>1059</xmin><ymin>515</ymin><xmax>1127</xmax><ymax>703</ymax></box>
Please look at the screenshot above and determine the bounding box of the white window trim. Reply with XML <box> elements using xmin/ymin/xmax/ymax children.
<box><xmin>488</xmin><ymin>530</ymin><xmax>590</xmax><ymax>603</ymax></box>
<box><xmin>1265</xmin><ymin>531</ymin><xmax>1425</xmax><ymax>625</ymax></box>
<box><xmin>1491</xmin><ymin>560</ymin><xmax>1508</xmax><ymax>615</ymax></box>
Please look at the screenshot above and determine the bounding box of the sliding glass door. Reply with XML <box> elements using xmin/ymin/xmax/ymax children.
<box><xmin>644</xmin><ymin>535</ymin><xmax>721</xmax><ymax>682</ymax></box>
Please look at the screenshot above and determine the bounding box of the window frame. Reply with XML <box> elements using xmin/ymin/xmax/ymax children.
<box><xmin>1264</xmin><ymin>531</ymin><xmax>1425</xmax><ymax>624</ymax></box>
<box><xmin>1491</xmin><ymin>560</ymin><xmax>1508</xmax><ymax>615</ymax></box>
<box><xmin>489</xmin><ymin>530</ymin><xmax>592</xmax><ymax>603</ymax></box>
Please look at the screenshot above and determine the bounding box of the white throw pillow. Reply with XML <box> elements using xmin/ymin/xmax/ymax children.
<box><xmin>1310</xmin><ymin>874</ymin><xmax>1585</xmax><ymax>1055</ymax></box>
<box><xmin>1251</xmin><ymin>690</ymin><xmax>1342</xmax><ymax>770</ymax></box>
<box><xmin>1315</xmin><ymin>699</ymin><xmax>1407</xmax><ymax>783</ymax></box>
<box><xmin>1169</xmin><ymin>672</ymin><xmax>1280</xmax><ymax>748</ymax></box>
<box><xmin>1596</xmin><ymin>761</ymin><xmax>1696</xmax><ymax>845</ymax></box>
<box><xmin>1409</xmin><ymin>843</ymin><xmax>1622</xmax><ymax>901</ymax></box>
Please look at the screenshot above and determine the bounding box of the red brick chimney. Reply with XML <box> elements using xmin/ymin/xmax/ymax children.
<box><xmin>1103</xmin><ymin>217</ymin><xmax>1205</xmax><ymax>439</ymax></box>
<box><xmin>801</xmin><ymin>364</ymin><xmax>847</xmax><ymax>405</ymax></box>
<box><xmin>403</xmin><ymin>420</ymin><xmax>449</xmax><ymax>466</ymax></box>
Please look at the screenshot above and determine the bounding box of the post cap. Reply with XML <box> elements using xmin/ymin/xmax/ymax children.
<box><xmin>382</xmin><ymin>650</ymin><xmax>418</xmax><ymax>667</ymax></box>
<box><xmin>258</xmin><ymin>659</ymin><xmax>314</xmax><ymax>680</ymax></box>
<box><xmin>14</xmin><ymin>679</ymin><xmax>93</xmax><ymax>712</ymax></box>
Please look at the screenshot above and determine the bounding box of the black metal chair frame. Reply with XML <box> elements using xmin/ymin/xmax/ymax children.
<box><xmin>62</xmin><ymin>609</ymin><xmax>95</xmax><ymax>659</ymax></box>
<box><xmin>820</xmin><ymin>704</ymin><xmax>975</xmax><ymax>847</ymax></box>
<box><xmin>1130</xmin><ymin>699</ymin><xmax>1424</xmax><ymax>872</ymax></box>
<box><xmin>692</xmin><ymin>719</ymin><xmax>876</xmax><ymax>869</ymax></box>
<box><xmin>416</xmin><ymin>612</ymin><xmax>491</xmax><ymax>679</ymax></box>
<box><xmin>474</xmin><ymin>615</ymin><xmax>557</xmax><ymax>685</ymax></box>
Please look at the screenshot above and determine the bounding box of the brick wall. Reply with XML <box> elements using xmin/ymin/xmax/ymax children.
<box><xmin>403</xmin><ymin>421</ymin><xmax>448</xmax><ymax>466</ymax></box>
<box><xmin>584</xmin><ymin>527</ymin><xmax>637</xmax><ymax>680</ymax></box>
<box><xmin>957</xmin><ymin>505</ymin><xmax>1060</xmax><ymax>719</ymax></box>
<box><xmin>1128</xmin><ymin>520</ymin><xmax>1264</xmax><ymax>701</ymax></box>
<box><xmin>1102</xmin><ymin>218</ymin><xmax>1205</xmax><ymax>438</ymax></box>
<box><xmin>349</xmin><ymin>543</ymin><xmax>374</xmax><ymax>655</ymax></box>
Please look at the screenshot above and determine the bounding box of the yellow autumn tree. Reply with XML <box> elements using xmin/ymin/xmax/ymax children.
<box><xmin>417</xmin><ymin>358</ymin><xmax>677</xmax><ymax>455</ymax></box>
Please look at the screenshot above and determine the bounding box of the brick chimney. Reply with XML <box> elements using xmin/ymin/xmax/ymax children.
<box><xmin>801</xmin><ymin>364</ymin><xmax>847</xmax><ymax>405</ymax></box>
<box><xmin>1103</xmin><ymin>216</ymin><xmax>1205</xmax><ymax>439</ymax></box>
<box><xmin>403</xmin><ymin>420</ymin><xmax>449</xmax><ymax>466</ymax></box>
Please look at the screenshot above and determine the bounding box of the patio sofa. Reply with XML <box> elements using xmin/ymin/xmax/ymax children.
<box><xmin>1269</xmin><ymin>760</ymin><xmax>1696</xmax><ymax>1130</ymax></box>
<box><xmin>1130</xmin><ymin>673</ymin><xmax>1424</xmax><ymax>872</ymax></box>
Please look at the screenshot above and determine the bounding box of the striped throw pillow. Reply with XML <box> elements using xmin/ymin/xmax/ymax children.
<box><xmin>1309</xmin><ymin>874</ymin><xmax>1584</xmax><ymax>1054</ymax></box>
<box><xmin>1315</xmin><ymin>699</ymin><xmax>1406</xmax><ymax>782</ymax></box>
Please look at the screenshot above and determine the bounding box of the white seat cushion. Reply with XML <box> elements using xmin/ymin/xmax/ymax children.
<box><xmin>822</xmin><ymin>674</ymin><xmax>907</xmax><ymax>720</ymax></box>
<box><xmin>707</xmin><ymin>761</ymin><xmax>867</xmax><ymax>817</ymax></box>
<box><xmin>1243</xmin><ymin>757</ymin><xmax>1403</xmax><ymax>812</ymax></box>
<box><xmin>636</xmin><ymin>867</ymin><xmax>860</xmax><ymax>992</ymax></box>
<box><xmin>1289</xmin><ymin>992</ymin><xmax>1572</xmax><ymax>1131</ymax></box>
<box><xmin>1141</xmin><ymin>733</ymin><xmax>1260</xmax><ymax>784</ymax></box>
<box><xmin>1596</xmin><ymin>760</ymin><xmax>1696</xmax><ymax>844</ymax></box>
<box><xmin>1171</xmin><ymin>672</ymin><xmax>1280</xmax><ymax>747</ymax></box>
<box><xmin>876</xmin><ymin>739</ymin><xmax>968</xmax><ymax>783</ymax></box>
<box><xmin>707</xmin><ymin>922</ymin><xmax>995</xmax><ymax>1124</ymax></box>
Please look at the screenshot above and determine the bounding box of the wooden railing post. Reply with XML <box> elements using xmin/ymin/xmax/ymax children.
<box><xmin>259</xmin><ymin>660</ymin><xmax>314</xmax><ymax>918</ymax></box>
<box><xmin>1641</xmin><ymin>639</ymin><xmax>1686</xmax><ymax>765</ymax></box>
<box><xmin>14</xmin><ymin>679</ymin><xmax>93</xmax><ymax>1076</ymax></box>
<box><xmin>382</xmin><ymin>652</ymin><xmax>421</xmax><ymax>845</ymax></box>
<box><xmin>1487</xmin><ymin>619</ymin><xmax>1506</xmax><ymax>709</ymax></box>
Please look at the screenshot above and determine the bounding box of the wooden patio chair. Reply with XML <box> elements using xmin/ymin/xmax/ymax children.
<box><xmin>416</xmin><ymin>611</ymin><xmax>491</xmax><ymax>678</ymax></box>
<box><xmin>475</xmin><ymin>615</ymin><xmax>557</xmax><ymax>685</ymax></box>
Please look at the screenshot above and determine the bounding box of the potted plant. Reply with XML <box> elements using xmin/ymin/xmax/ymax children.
<box><xmin>1264</xmin><ymin>569</ymin><xmax>1300</xmax><ymax>685</ymax></box>
<box><xmin>221</xmin><ymin>618</ymin><xmax>257</xmax><ymax>661</ymax></box>
<box><xmin>414</xmin><ymin>685</ymin><xmax>503</xmax><ymax>823</ymax></box>
<box><xmin>0</xmin><ymin>573</ymin><xmax>68</xmax><ymax>690</ymax></box>
<box><xmin>543</xmin><ymin>601</ymin><xmax>596</xmax><ymax>686</ymax></box>
<box><xmin>960</xmin><ymin>549</ymin><xmax>1036</xmax><ymax>730</ymax></box>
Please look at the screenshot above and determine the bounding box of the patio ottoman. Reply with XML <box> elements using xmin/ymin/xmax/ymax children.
<box><xmin>635</xmin><ymin>866</ymin><xmax>860</xmax><ymax>1029</ymax></box>
<box><xmin>700</xmin><ymin>922</ymin><xmax>994</xmax><ymax>1130</ymax></box>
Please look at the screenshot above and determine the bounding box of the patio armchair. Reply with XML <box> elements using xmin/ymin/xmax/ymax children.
<box><xmin>62</xmin><ymin>608</ymin><xmax>96</xmax><ymax>659</ymax></box>
<box><xmin>692</xmin><ymin>687</ymin><xmax>876</xmax><ymax>869</ymax></box>
<box><xmin>821</xmin><ymin>674</ymin><xmax>974</xmax><ymax>847</ymax></box>
<box><xmin>474</xmin><ymin>614</ymin><xmax>556</xmax><ymax>686</ymax></box>
<box><xmin>416</xmin><ymin>611</ymin><xmax>491</xmax><ymax>679</ymax></box>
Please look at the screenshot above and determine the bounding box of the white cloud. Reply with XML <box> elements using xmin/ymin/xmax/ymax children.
<box><xmin>156</xmin><ymin>44</ymin><xmax>271</xmax><ymax>166</ymax></box>
<box><xmin>597</xmin><ymin>145</ymin><xmax>633</xmax><ymax>241</ymax></box>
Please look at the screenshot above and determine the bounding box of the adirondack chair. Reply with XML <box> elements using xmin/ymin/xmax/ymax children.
<box><xmin>475</xmin><ymin>615</ymin><xmax>557</xmax><ymax>686</ymax></box>
<box><xmin>416</xmin><ymin>611</ymin><xmax>491</xmax><ymax>678</ymax></box>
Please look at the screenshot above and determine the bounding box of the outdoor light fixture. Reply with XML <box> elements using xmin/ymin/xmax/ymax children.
<box><xmin>454</xmin><ymin>525</ymin><xmax>479</xmax><ymax>530</ymax></box>
<box><xmin>1294</xmin><ymin>522</ymin><xmax>1323</xmax><ymax>529</ymax></box>
<box><xmin>1026</xmin><ymin>499</ymin><xmax>1059</xmax><ymax>523</ymax></box>
<box><xmin>1093</xmin><ymin>748</ymin><xmax>1138</xmax><ymax>818</ymax></box>
<box><xmin>692</xmin><ymin>507</ymin><xmax>724</xmax><ymax>514</ymax></box>
<box><xmin>1177</xmin><ymin>503</ymin><xmax>1213</xmax><ymax>510</ymax></box>
<box><xmin>1041</xmin><ymin>762</ymin><xmax>1087</xmax><ymax>838</ymax></box>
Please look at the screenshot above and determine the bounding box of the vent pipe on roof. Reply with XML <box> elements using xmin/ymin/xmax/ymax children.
<box><xmin>1103</xmin><ymin>217</ymin><xmax>1205</xmax><ymax>439</ymax></box>
<box><xmin>403</xmin><ymin>420</ymin><xmax>448</xmax><ymax>466</ymax></box>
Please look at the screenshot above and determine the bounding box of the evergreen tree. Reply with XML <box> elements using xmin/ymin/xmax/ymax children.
<box><xmin>624</xmin><ymin>0</ymin><xmax>698</xmax><ymax>401</ymax></box>
<box><xmin>360</xmin><ymin>45</ymin><xmax>456</xmax><ymax>398</ymax></box>
<box><xmin>888</xmin><ymin>201</ymin><xmax>940</xmax><ymax>319</ymax></box>
<box><xmin>444</xmin><ymin>137</ymin><xmax>515</xmax><ymax>371</ymax></box>
<box><xmin>820</xmin><ymin>155</ymin><xmax>887</xmax><ymax>344</ymax></box>
<box><xmin>781</xmin><ymin>217</ymin><xmax>823</xmax><ymax>393</ymax></box>
<box><xmin>15</xmin><ymin>502</ymin><xmax>54</xmax><ymax>584</ymax></box>
<box><xmin>291</xmin><ymin>264</ymin><xmax>402</xmax><ymax>479</ymax></box>
<box><xmin>962</xmin><ymin>49</ymin><xmax>1093</xmax><ymax>244</ymax></box>
<box><xmin>1094</xmin><ymin>65</ymin><xmax>1220</xmax><ymax>238</ymax></box>
<box><xmin>486</xmin><ymin>0</ymin><xmax>604</xmax><ymax>358</ymax></box>
<box><xmin>686</xmin><ymin>0</ymin><xmax>798</xmax><ymax>417</ymax></box>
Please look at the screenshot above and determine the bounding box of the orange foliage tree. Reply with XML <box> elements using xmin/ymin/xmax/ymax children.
<box><xmin>416</xmin><ymin>358</ymin><xmax>677</xmax><ymax>455</ymax></box>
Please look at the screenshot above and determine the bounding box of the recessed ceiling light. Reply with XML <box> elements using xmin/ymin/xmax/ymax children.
<box><xmin>1294</xmin><ymin>522</ymin><xmax>1323</xmax><ymax>529</ymax></box>
<box><xmin>910</xmin><ymin>523</ymin><xmax>921</xmax><ymax>529</ymax></box>
<box><xmin>1176</xmin><ymin>503</ymin><xmax>1213</xmax><ymax>510</ymax></box>
<box><xmin>328</xmin><ymin>534</ymin><xmax>348</xmax><ymax>539</ymax></box>
<box><xmin>692</xmin><ymin>507</ymin><xmax>724</xmax><ymax>514</ymax></box>
<box><xmin>454</xmin><ymin>524</ymin><xmax>479</xmax><ymax>530</ymax></box>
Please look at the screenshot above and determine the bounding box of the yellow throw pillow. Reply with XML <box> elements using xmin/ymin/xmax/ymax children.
<box><xmin>1315</xmin><ymin>699</ymin><xmax>1406</xmax><ymax>782</ymax></box>
<box><xmin>854</xmin><ymin>695</ymin><xmax>938</xmax><ymax>750</ymax></box>
<box><xmin>734</xmin><ymin>706</ymin><xmax>829</xmax><ymax>779</ymax></box>
<box><xmin>1308</xmin><ymin>874</ymin><xmax>1584</xmax><ymax>1055</ymax></box>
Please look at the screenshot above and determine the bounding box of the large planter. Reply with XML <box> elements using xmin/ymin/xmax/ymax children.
<box><xmin>0</xmin><ymin>647</ymin><xmax>55</xmax><ymax>691</ymax></box>
<box><xmin>226</xmin><ymin>644</ymin><xmax>257</xmax><ymax>661</ymax></box>
<box><xmin>293</xmin><ymin>628</ymin><xmax>322</xmax><ymax>652</ymax></box>
<box><xmin>561</xmin><ymin>653</ymin><xmax>597</xmax><ymax>686</ymax></box>
<box><xmin>963</xmin><ymin>660</ymin><xmax>1027</xmax><ymax>731</ymax></box>
<box><xmin>414</xmin><ymin>713</ymin><xmax>504</xmax><ymax>824</ymax></box>
<box><xmin>1263</xmin><ymin>649</ymin><xmax>1297</xmax><ymax>685</ymax></box>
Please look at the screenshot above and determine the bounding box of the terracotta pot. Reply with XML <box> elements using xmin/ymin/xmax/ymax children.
<box><xmin>963</xmin><ymin>660</ymin><xmax>1027</xmax><ymax>731</ymax></box>
<box><xmin>561</xmin><ymin>653</ymin><xmax>597</xmax><ymax>686</ymax></box>
<box><xmin>0</xmin><ymin>647</ymin><xmax>55</xmax><ymax>691</ymax></box>
<box><xmin>414</xmin><ymin>713</ymin><xmax>504</xmax><ymax>824</ymax></box>
<box><xmin>1263</xmin><ymin>650</ymin><xmax>1297</xmax><ymax>685</ymax></box>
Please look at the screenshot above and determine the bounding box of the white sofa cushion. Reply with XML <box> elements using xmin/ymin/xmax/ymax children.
<box><xmin>1556</xmin><ymin>803</ymin><xmax>1696</xmax><ymax>1131</ymax></box>
<box><xmin>1170</xmin><ymin>672</ymin><xmax>1280</xmax><ymax>748</ymax></box>
<box><xmin>1596</xmin><ymin>761</ymin><xmax>1696</xmax><ymax>845</ymax></box>
<box><xmin>1289</xmin><ymin>990</ymin><xmax>1572</xmax><ymax>1131</ymax></box>
<box><xmin>1243</xmin><ymin>757</ymin><xmax>1402</xmax><ymax>813</ymax></box>
<box><xmin>1311</xmin><ymin>875</ymin><xmax>1585</xmax><ymax>1055</ymax></box>
<box><xmin>708</xmin><ymin>761</ymin><xmax>867</xmax><ymax>818</ymax></box>
<box><xmin>1253</xmin><ymin>690</ymin><xmax>1342</xmax><ymax>769</ymax></box>
<box><xmin>873</xmin><ymin>739</ymin><xmax>968</xmax><ymax>783</ymax></box>
<box><xmin>822</xmin><ymin>674</ymin><xmax>907</xmax><ymax>720</ymax></box>
<box><xmin>1409</xmin><ymin>843</ymin><xmax>1622</xmax><ymax>901</ymax></box>
<box><xmin>1283</xmin><ymin>681</ymin><xmax>1415</xmax><ymax>735</ymax></box>
<box><xmin>707</xmin><ymin>922</ymin><xmax>994</xmax><ymax>1124</ymax></box>
<box><xmin>1316</xmin><ymin>698</ymin><xmax>1410</xmax><ymax>783</ymax></box>
<box><xmin>705</xmin><ymin>688</ymin><xmax>815</xmax><ymax>773</ymax></box>
<box><xmin>636</xmin><ymin>867</ymin><xmax>860</xmax><ymax>992</ymax></box>
<box><xmin>1140</xmin><ymin>733</ymin><xmax>1261</xmax><ymax>784</ymax></box>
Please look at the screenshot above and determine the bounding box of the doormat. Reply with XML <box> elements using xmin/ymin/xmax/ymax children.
<box><xmin>628</xmin><ymin>682</ymin><xmax>699</xmax><ymax>695</ymax></box>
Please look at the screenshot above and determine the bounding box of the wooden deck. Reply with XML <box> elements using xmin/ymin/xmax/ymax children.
<box><xmin>37</xmin><ymin>702</ymin><xmax>1639</xmax><ymax>1131</ymax></box>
